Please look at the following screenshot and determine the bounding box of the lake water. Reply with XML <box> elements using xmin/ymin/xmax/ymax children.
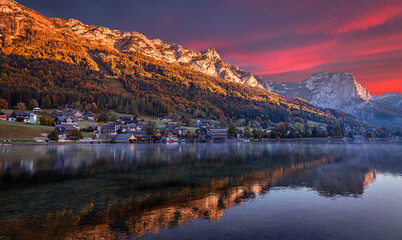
<box><xmin>0</xmin><ymin>142</ymin><xmax>401</xmax><ymax>239</ymax></box>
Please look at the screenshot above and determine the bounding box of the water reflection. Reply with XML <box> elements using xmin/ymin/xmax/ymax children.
<box><xmin>0</xmin><ymin>143</ymin><xmax>401</xmax><ymax>239</ymax></box>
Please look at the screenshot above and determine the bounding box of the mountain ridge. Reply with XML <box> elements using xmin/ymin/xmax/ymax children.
<box><xmin>372</xmin><ymin>92</ymin><xmax>402</xmax><ymax>109</ymax></box>
<box><xmin>11</xmin><ymin>0</ymin><xmax>263</xmax><ymax>88</ymax></box>
<box><xmin>263</xmin><ymin>72</ymin><xmax>402</xmax><ymax>130</ymax></box>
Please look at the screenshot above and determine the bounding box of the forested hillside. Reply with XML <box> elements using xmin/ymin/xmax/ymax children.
<box><xmin>0</xmin><ymin>0</ymin><xmax>363</xmax><ymax>126</ymax></box>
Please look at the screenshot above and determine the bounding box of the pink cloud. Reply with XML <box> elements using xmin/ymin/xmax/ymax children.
<box><xmin>336</xmin><ymin>5</ymin><xmax>402</xmax><ymax>34</ymax></box>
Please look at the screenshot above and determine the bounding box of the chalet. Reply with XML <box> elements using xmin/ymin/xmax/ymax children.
<box><xmin>12</xmin><ymin>111</ymin><xmax>34</xmax><ymax>123</ymax></box>
<box><xmin>178</xmin><ymin>127</ymin><xmax>188</xmax><ymax>136</ymax></box>
<box><xmin>166</xmin><ymin>129</ymin><xmax>179</xmax><ymax>142</ymax></box>
<box><xmin>119</xmin><ymin>124</ymin><xmax>139</xmax><ymax>133</ymax></box>
<box><xmin>193</xmin><ymin>119</ymin><xmax>208</xmax><ymax>127</ymax></box>
<box><xmin>195</xmin><ymin>127</ymin><xmax>227</xmax><ymax>142</ymax></box>
<box><xmin>51</xmin><ymin>111</ymin><xmax>75</xmax><ymax>118</ymax></box>
<box><xmin>55</xmin><ymin>124</ymin><xmax>76</xmax><ymax>141</ymax></box>
<box><xmin>33</xmin><ymin>107</ymin><xmax>43</xmax><ymax>113</ymax></box>
<box><xmin>139</xmin><ymin>135</ymin><xmax>154</xmax><ymax>143</ymax></box>
<box><xmin>70</xmin><ymin>109</ymin><xmax>82</xmax><ymax>118</ymax></box>
<box><xmin>7</xmin><ymin>115</ymin><xmax>16</xmax><ymax>122</ymax></box>
<box><xmin>62</xmin><ymin>111</ymin><xmax>75</xmax><ymax>117</ymax></box>
<box><xmin>83</xmin><ymin>112</ymin><xmax>96</xmax><ymax>121</ymax></box>
<box><xmin>195</xmin><ymin>128</ymin><xmax>211</xmax><ymax>142</ymax></box>
<box><xmin>101</xmin><ymin>124</ymin><xmax>117</xmax><ymax>135</ymax></box>
<box><xmin>209</xmin><ymin>128</ymin><xmax>228</xmax><ymax>140</ymax></box>
<box><xmin>89</xmin><ymin>125</ymin><xmax>102</xmax><ymax>133</ymax></box>
<box><xmin>55</xmin><ymin>116</ymin><xmax>78</xmax><ymax>125</ymax></box>
<box><xmin>136</xmin><ymin>133</ymin><xmax>164</xmax><ymax>143</ymax></box>
<box><xmin>131</xmin><ymin>125</ymin><xmax>146</xmax><ymax>131</ymax></box>
<box><xmin>152</xmin><ymin>134</ymin><xmax>165</xmax><ymax>143</ymax></box>
<box><xmin>117</xmin><ymin>116</ymin><xmax>137</xmax><ymax>124</ymax></box>
<box><xmin>111</xmin><ymin>133</ymin><xmax>137</xmax><ymax>143</ymax></box>
<box><xmin>132</xmin><ymin>130</ymin><xmax>146</xmax><ymax>137</ymax></box>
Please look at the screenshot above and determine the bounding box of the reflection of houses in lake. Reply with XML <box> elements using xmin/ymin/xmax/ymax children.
<box><xmin>0</xmin><ymin>148</ymin><xmax>333</xmax><ymax>239</ymax></box>
<box><xmin>1</xmin><ymin>144</ymin><xmax>401</xmax><ymax>239</ymax></box>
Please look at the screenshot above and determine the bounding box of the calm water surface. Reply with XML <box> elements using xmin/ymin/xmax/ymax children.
<box><xmin>0</xmin><ymin>142</ymin><xmax>401</xmax><ymax>239</ymax></box>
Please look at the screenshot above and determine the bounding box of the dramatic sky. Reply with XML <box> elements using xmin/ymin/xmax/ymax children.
<box><xmin>18</xmin><ymin>0</ymin><xmax>402</xmax><ymax>94</ymax></box>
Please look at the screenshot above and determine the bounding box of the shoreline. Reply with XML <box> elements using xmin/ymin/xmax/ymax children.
<box><xmin>1</xmin><ymin>137</ymin><xmax>399</xmax><ymax>146</ymax></box>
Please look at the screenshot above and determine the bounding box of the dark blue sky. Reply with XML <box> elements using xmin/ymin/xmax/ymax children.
<box><xmin>17</xmin><ymin>0</ymin><xmax>402</xmax><ymax>94</ymax></box>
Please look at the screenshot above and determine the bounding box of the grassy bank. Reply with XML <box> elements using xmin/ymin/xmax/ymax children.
<box><xmin>0</xmin><ymin>120</ymin><xmax>54</xmax><ymax>140</ymax></box>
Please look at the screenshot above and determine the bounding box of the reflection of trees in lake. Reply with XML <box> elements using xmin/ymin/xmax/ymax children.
<box><xmin>0</xmin><ymin>143</ymin><xmax>401</xmax><ymax>239</ymax></box>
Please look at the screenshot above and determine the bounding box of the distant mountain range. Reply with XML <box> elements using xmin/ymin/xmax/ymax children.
<box><xmin>263</xmin><ymin>72</ymin><xmax>402</xmax><ymax>130</ymax></box>
<box><xmin>372</xmin><ymin>92</ymin><xmax>402</xmax><ymax>109</ymax></box>
<box><xmin>1</xmin><ymin>0</ymin><xmax>363</xmax><ymax>126</ymax></box>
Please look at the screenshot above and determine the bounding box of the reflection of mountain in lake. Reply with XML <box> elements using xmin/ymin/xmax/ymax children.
<box><xmin>0</xmin><ymin>143</ymin><xmax>401</xmax><ymax>239</ymax></box>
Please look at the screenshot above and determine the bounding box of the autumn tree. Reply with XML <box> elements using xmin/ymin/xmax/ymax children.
<box><xmin>0</xmin><ymin>99</ymin><xmax>8</xmax><ymax>109</ymax></box>
<box><xmin>91</xmin><ymin>102</ymin><xmax>98</xmax><ymax>113</ymax></box>
<box><xmin>41</xmin><ymin>96</ymin><xmax>52</xmax><ymax>109</ymax></box>
<box><xmin>253</xmin><ymin>130</ymin><xmax>262</xmax><ymax>139</ymax></box>
<box><xmin>97</xmin><ymin>112</ymin><xmax>109</xmax><ymax>122</ymax></box>
<box><xmin>29</xmin><ymin>99</ymin><xmax>39</xmax><ymax>110</ymax></box>
<box><xmin>244</xmin><ymin>126</ymin><xmax>252</xmax><ymax>139</ymax></box>
<box><xmin>48</xmin><ymin>129</ymin><xmax>59</xmax><ymax>142</ymax></box>
<box><xmin>40</xmin><ymin>115</ymin><xmax>55</xmax><ymax>126</ymax></box>
<box><xmin>145</xmin><ymin>121</ymin><xmax>157</xmax><ymax>135</ymax></box>
<box><xmin>184</xmin><ymin>117</ymin><xmax>192</xmax><ymax>127</ymax></box>
<box><xmin>227</xmin><ymin>122</ymin><xmax>237</xmax><ymax>138</ymax></box>
<box><xmin>69</xmin><ymin>128</ymin><xmax>84</xmax><ymax>141</ymax></box>
<box><xmin>312</xmin><ymin>125</ymin><xmax>320</xmax><ymax>137</ymax></box>
<box><xmin>16</xmin><ymin>102</ymin><xmax>26</xmax><ymax>110</ymax></box>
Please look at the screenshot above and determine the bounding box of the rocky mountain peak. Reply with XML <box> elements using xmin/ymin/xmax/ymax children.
<box><xmin>202</xmin><ymin>48</ymin><xmax>221</xmax><ymax>60</ymax></box>
<box><xmin>262</xmin><ymin>72</ymin><xmax>402</xmax><ymax>130</ymax></box>
<box><xmin>301</xmin><ymin>71</ymin><xmax>371</xmax><ymax>101</ymax></box>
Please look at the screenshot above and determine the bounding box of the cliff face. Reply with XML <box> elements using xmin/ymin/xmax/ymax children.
<box><xmin>263</xmin><ymin>72</ymin><xmax>402</xmax><ymax>130</ymax></box>
<box><xmin>264</xmin><ymin>72</ymin><xmax>371</xmax><ymax>109</ymax></box>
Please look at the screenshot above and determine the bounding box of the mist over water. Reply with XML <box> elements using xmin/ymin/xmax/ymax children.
<box><xmin>0</xmin><ymin>142</ymin><xmax>401</xmax><ymax>239</ymax></box>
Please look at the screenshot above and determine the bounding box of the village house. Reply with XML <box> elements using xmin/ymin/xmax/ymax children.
<box><xmin>101</xmin><ymin>124</ymin><xmax>118</xmax><ymax>135</ymax></box>
<box><xmin>138</xmin><ymin>133</ymin><xmax>165</xmax><ymax>143</ymax></box>
<box><xmin>55</xmin><ymin>116</ymin><xmax>78</xmax><ymax>126</ymax></box>
<box><xmin>12</xmin><ymin>111</ymin><xmax>36</xmax><ymax>123</ymax></box>
<box><xmin>166</xmin><ymin>129</ymin><xmax>179</xmax><ymax>142</ymax></box>
<box><xmin>33</xmin><ymin>107</ymin><xmax>43</xmax><ymax>113</ymax></box>
<box><xmin>83</xmin><ymin>112</ymin><xmax>96</xmax><ymax>121</ymax></box>
<box><xmin>195</xmin><ymin>128</ymin><xmax>211</xmax><ymax>142</ymax></box>
<box><xmin>193</xmin><ymin>119</ymin><xmax>209</xmax><ymax>128</ymax></box>
<box><xmin>70</xmin><ymin>109</ymin><xmax>82</xmax><ymax>118</ymax></box>
<box><xmin>132</xmin><ymin>130</ymin><xmax>146</xmax><ymax>138</ymax></box>
<box><xmin>209</xmin><ymin>128</ymin><xmax>228</xmax><ymax>140</ymax></box>
<box><xmin>178</xmin><ymin>127</ymin><xmax>188</xmax><ymax>136</ymax></box>
<box><xmin>55</xmin><ymin>124</ymin><xmax>76</xmax><ymax>141</ymax></box>
<box><xmin>51</xmin><ymin>111</ymin><xmax>75</xmax><ymax>118</ymax></box>
<box><xmin>118</xmin><ymin>124</ymin><xmax>139</xmax><ymax>133</ymax></box>
<box><xmin>117</xmin><ymin>116</ymin><xmax>138</xmax><ymax>124</ymax></box>
<box><xmin>111</xmin><ymin>133</ymin><xmax>137</xmax><ymax>143</ymax></box>
<box><xmin>7</xmin><ymin>115</ymin><xmax>16</xmax><ymax>122</ymax></box>
<box><xmin>195</xmin><ymin>127</ymin><xmax>227</xmax><ymax>142</ymax></box>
